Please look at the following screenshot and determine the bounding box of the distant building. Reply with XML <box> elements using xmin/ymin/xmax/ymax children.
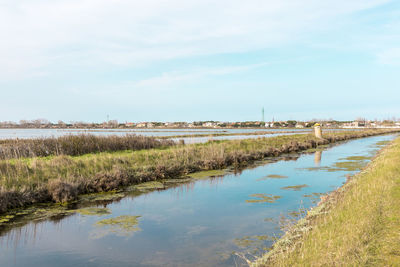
<box><xmin>136</xmin><ymin>122</ymin><xmax>146</xmax><ymax>128</ymax></box>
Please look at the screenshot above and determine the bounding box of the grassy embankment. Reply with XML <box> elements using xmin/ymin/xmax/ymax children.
<box><xmin>159</xmin><ymin>130</ymin><xmax>310</xmax><ymax>139</ymax></box>
<box><xmin>253</xmin><ymin>136</ymin><xmax>400</xmax><ymax>267</ymax></box>
<box><xmin>0</xmin><ymin>129</ymin><xmax>398</xmax><ymax>214</ymax></box>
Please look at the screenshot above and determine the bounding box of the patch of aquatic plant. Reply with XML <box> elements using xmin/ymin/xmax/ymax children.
<box><xmin>264</xmin><ymin>217</ymin><xmax>279</xmax><ymax>224</ymax></box>
<box><xmin>246</xmin><ymin>194</ymin><xmax>282</xmax><ymax>203</ymax></box>
<box><xmin>299</xmin><ymin>166</ymin><xmax>354</xmax><ymax>173</ymax></box>
<box><xmin>341</xmin><ymin>155</ymin><xmax>371</xmax><ymax>161</ymax></box>
<box><xmin>281</xmin><ymin>184</ymin><xmax>309</xmax><ymax>191</ymax></box>
<box><xmin>75</xmin><ymin>207</ymin><xmax>111</xmax><ymax>216</ymax></box>
<box><xmin>303</xmin><ymin>192</ymin><xmax>325</xmax><ymax>204</ymax></box>
<box><xmin>374</xmin><ymin>140</ymin><xmax>391</xmax><ymax>147</ymax></box>
<box><xmin>0</xmin><ymin>204</ymin><xmax>73</xmax><ymax>231</ymax></box>
<box><xmin>287</xmin><ymin>209</ymin><xmax>307</xmax><ymax>218</ymax></box>
<box><xmin>92</xmin><ymin>215</ymin><xmax>141</xmax><ymax>239</ymax></box>
<box><xmin>188</xmin><ymin>169</ymin><xmax>227</xmax><ymax>179</ymax></box>
<box><xmin>78</xmin><ymin>191</ymin><xmax>126</xmax><ymax>202</ymax></box>
<box><xmin>333</xmin><ymin>160</ymin><xmax>367</xmax><ymax>171</ymax></box>
<box><xmin>162</xmin><ymin>178</ymin><xmax>193</xmax><ymax>185</ymax></box>
<box><xmin>234</xmin><ymin>235</ymin><xmax>274</xmax><ymax>255</ymax></box>
<box><xmin>131</xmin><ymin>181</ymin><xmax>165</xmax><ymax>192</ymax></box>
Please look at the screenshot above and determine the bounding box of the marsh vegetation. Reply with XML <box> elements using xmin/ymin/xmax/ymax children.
<box><xmin>0</xmin><ymin>129</ymin><xmax>398</xmax><ymax>214</ymax></box>
<box><xmin>0</xmin><ymin>134</ymin><xmax>175</xmax><ymax>160</ymax></box>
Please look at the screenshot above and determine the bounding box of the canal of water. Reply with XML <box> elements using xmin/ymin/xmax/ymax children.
<box><xmin>0</xmin><ymin>134</ymin><xmax>395</xmax><ymax>267</ymax></box>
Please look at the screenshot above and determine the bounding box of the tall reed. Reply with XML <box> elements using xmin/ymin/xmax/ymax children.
<box><xmin>0</xmin><ymin>134</ymin><xmax>175</xmax><ymax>160</ymax></box>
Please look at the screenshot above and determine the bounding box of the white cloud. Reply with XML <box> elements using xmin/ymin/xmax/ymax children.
<box><xmin>135</xmin><ymin>62</ymin><xmax>269</xmax><ymax>89</ymax></box>
<box><xmin>378</xmin><ymin>48</ymin><xmax>400</xmax><ymax>65</ymax></box>
<box><xmin>0</xmin><ymin>0</ymin><xmax>394</xmax><ymax>81</ymax></box>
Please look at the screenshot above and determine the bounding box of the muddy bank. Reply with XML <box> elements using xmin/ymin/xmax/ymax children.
<box><xmin>0</xmin><ymin>129</ymin><xmax>399</xmax><ymax>214</ymax></box>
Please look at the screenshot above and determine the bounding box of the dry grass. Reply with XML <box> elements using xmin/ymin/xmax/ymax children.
<box><xmin>0</xmin><ymin>134</ymin><xmax>175</xmax><ymax>159</ymax></box>
<box><xmin>254</xmin><ymin>136</ymin><xmax>400</xmax><ymax>267</ymax></box>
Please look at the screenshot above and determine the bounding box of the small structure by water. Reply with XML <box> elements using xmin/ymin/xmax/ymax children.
<box><xmin>314</xmin><ymin>123</ymin><xmax>322</xmax><ymax>138</ymax></box>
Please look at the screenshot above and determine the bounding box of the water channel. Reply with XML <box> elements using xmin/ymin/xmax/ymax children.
<box><xmin>0</xmin><ymin>134</ymin><xmax>395</xmax><ymax>267</ymax></box>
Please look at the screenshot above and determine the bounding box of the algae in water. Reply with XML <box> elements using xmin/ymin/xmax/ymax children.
<box><xmin>91</xmin><ymin>215</ymin><xmax>141</xmax><ymax>239</ymax></box>
<box><xmin>281</xmin><ymin>184</ymin><xmax>309</xmax><ymax>191</ymax></box>
<box><xmin>246</xmin><ymin>194</ymin><xmax>282</xmax><ymax>203</ymax></box>
<box><xmin>75</xmin><ymin>207</ymin><xmax>111</xmax><ymax>216</ymax></box>
<box><xmin>189</xmin><ymin>170</ymin><xmax>227</xmax><ymax>179</ymax></box>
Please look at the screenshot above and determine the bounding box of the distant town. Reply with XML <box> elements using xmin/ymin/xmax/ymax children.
<box><xmin>1</xmin><ymin>119</ymin><xmax>400</xmax><ymax>129</ymax></box>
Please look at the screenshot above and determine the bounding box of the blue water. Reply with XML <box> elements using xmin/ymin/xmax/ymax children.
<box><xmin>0</xmin><ymin>134</ymin><xmax>395</xmax><ymax>267</ymax></box>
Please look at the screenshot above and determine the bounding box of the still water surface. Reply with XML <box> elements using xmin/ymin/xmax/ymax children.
<box><xmin>0</xmin><ymin>134</ymin><xmax>394</xmax><ymax>267</ymax></box>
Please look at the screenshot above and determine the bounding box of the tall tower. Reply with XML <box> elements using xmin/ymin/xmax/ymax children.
<box><xmin>262</xmin><ymin>107</ymin><xmax>265</xmax><ymax>122</ymax></box>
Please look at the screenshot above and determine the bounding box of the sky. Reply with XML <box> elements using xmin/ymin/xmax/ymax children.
<box><xmin>0</xmin><ymin>0</ymin><xmax>399</xmax><ymax>123</ymax></box>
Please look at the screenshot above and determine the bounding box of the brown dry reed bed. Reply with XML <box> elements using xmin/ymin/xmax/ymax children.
<box><xmin>0</xmin><ymin>134</ymin><xmax>175</xmax><ymax>160</ymax></box>
<box><xmin>0</xmin><ymin>129</ymin><xmax>398</xmax><ymax>214</ymax></box>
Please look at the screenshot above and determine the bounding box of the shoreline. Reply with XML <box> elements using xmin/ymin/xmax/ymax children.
<box><xmin>253</xmin><ymin>135</ymin><xmax>400</xmax><ymax>266</ymax></box>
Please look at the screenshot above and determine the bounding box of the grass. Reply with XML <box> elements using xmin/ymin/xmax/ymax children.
<box><xmin>0</xmin><ymin>129</ymin><xmax>399</xmax><ymax>214</ymax></box>
<box><xmin>253</xmin><ymin>136</ymin><xmax>400</xmax><ymax>267</ymax></box>
<box><xmin>160</xmin><ymin>130</ymin><xmax>310</xmax><ymax>139</ymax></box>
<box><xmin>0</xmin><ymin>134</ymin><xmax>175</xmax><ymax>160</ymax></box>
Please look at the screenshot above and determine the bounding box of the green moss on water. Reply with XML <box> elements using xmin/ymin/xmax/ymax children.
<box><xmin>234</xmin><ymin>235</ymin><xmax>273</xmax><ymax>255</ymax></box>
<box><xmin>281</xmin><ymin>184</ymin><xmax>309</xmax><ymax>191</ymax></box>
<box><xmin>246</xmin><ymin>194</ymin><xmax>282</xmax><ymax>203</ymax></box>
<box><xmin>333</xmin><ymin>161</ymin><xmax>366</xmax><ymax>171</ymax></box>
<box><xmin>235</xmin><ymin>235</ymin><xmax>272</xmax><ymax>247</ymax></box>
<box><xmin>341</xmin><ymin>156</ymin><xmax>372</xmax><ymax>161</ymax></box>
<box><xmin>79</xmin><ymin>191</ymin><xmax>126</xmax><ymax>202</ymax></box>
<box><xmin>91</xmin><ymin>215</ymin><xmax>141</xmax><ymax>239</ymax></box>
<box><xmin>188</xmin><ymin>169</ymin><xmax>227</xmax><ymax>179</ymax></box>
<box><xmin>162</xmin><ymin>178</ymin><xmax>192</xmax><ymax>185</ymax></box>
<box><xmin>133</xmin><ymin>181</ymin><xmax>165</xmax><ymax>191</ymax></box>
<box><xmin>75</xmin><ymin>208</ymin><xmax>111</xmax><ymax>216</ymax></box>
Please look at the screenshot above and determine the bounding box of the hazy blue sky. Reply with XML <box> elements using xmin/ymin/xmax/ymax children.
<box><xmin>0</xmin><ymin>0</ymin><xmax>399</xmax><ymax>122</ymax></box>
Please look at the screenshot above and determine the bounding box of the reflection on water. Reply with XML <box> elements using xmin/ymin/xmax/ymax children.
<box><xmin>314</xmin><ymin>150</ymin><xmax>322</xmax><ymax>166</ymax></box>
<box><xmin>0</xmin><ymin>134</ymin><xmax>396</xmax><ymax>267</ymax></box>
